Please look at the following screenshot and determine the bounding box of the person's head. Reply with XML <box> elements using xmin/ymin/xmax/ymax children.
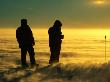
<box><xmin>53</xmin><ymin>20</ymin><xmax>62</xmax><ymax>27</ymax></box>
<box><xmin>21</xmin><ymin>19</ymin><xmax>27</xmax><ymax>26</ymax></box>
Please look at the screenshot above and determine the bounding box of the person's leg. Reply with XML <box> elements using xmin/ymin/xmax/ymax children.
<box><xmin>27</xmin><ymin>46</ymin><xmax>36</xmax><ymax>65</ymax></box>
<box><xmin>21</xmin><ymin>47</ymin><xmax>28</xmax><ymax>66</ymax></box>
<box><xmin>49</xmin><ymin>47</ymin><xmax>59</xmax><ymax>64</ymax></box>
<box><xmin>55</xmin><ymin>46</ymin><xmax>61</xmax><ymax>63</ymax></box>
<box><xmin>55</xmin><ymin>51</ymin><xmax>60</xmax><ymax>62</ymax></box>
<box><xmin>49</xmin><ymin>47</ymin><xmax>54</xmax><ymax>64</ymax></box>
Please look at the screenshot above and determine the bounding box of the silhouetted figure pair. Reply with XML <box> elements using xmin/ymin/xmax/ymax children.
<box><xmin>16</xmin><ymin>19</ymin><xmax>36</xmax><ymax>67</ymax></box>
<box><xmin>16</xmin><ymin>19</ymin><xmax>64</xmax><ymax>66</ymax></box>
<box><xmin>48</xmin><ymin>20</ymin><xmax>64</xmax><ymax>64</ymax></box>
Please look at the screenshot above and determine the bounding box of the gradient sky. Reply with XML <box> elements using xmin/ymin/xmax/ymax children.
<box><xmin>0</xmin><ymin>0</ymin><xmax>110</xmax><ymax>28</ymax></box>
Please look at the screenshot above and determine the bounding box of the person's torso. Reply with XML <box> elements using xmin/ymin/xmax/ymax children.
<box><xmin>17</xmin><ymin>26</ymin><xmax>33</xmax><ymax>45</ymax></box>
<box><xmin>48</xmin><ymin>27</ymin><xmax>62</xmax><ymax>46</ymax></box>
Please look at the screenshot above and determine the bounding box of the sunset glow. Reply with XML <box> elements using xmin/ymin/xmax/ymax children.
<box><xmin>93</xmin><ymin>0</ymin><xmax>106</xmax><ymax>5</ymax></box>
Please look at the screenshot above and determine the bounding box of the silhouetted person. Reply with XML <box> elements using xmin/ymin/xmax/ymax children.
<box><xmin>16</xmin><ymin>19</ymin><xmax>36</xmax><ymax>67</ymax></box>
<box><xmin>48</xmin><ymin>20</ymin><xmax>64</xmax><ymax>64</ymax></box>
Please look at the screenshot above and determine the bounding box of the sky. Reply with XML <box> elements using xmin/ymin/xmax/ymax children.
<box><xmin>0</xmin><ymin>0</ymin><xmax>110</xmax><ymax>28</ymax></box>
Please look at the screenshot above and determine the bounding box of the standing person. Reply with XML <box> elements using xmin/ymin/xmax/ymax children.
<box><xmin>48</xmin><ymin>20</ymin><xmax>64</xmax><ymax>64</ymax></box>
<box><xmin>16</xmin><ymin>19</ymin><xmax>37</xmax><ymax>67</ymax></box>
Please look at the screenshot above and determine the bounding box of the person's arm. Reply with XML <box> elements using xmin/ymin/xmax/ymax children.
<box><xmin>31</xmin><ymin>32</ymin><xmax>35</xmax><ymax>46</ymax></box>
<box><xmin>16</xmin><ymin>29</ymin><xmax>22</xmax><ymax>48</ymax></box>
<box><xmin>28</xmin><ymin>26</ymin><xmax>35</xmax><ymax>46</ymax></box>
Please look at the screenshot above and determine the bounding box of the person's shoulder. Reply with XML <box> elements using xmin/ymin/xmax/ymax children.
<box><xmin>16</xmin><ymin>27</ymin><xmax>21</xmax><ymax>31</ymax></box>
<box><xmin>26</xmin><ymin>25</ymin><xmax>30</xmax><ymax>28</ymax></box>
<box><xmin>49</xmin><ymin>27</ymin><xmax>54</xmax><ymax>30</ymax></box>
<box><xmin>48</xmin><ymin>27</ymin><xmax>52</xmax><ymax>32</ymax></box>
<box><xmin>26</xmin><ymin>25</ymin><xmax>31</xmax><ymax>30</ymax></box>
